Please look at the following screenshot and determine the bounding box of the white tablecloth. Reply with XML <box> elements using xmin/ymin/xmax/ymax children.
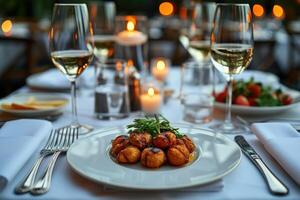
<box><xmin>1</xmin><ymin>69</ymin><xmax>300</xmax><ymax>199</ymax></box>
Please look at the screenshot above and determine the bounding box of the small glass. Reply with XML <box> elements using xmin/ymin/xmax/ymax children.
<box><xmin>94</xmin><ymin>59</ymin><xmax>130</xmax><ymax>119</ymax></box>
<box><xmin>180</xmin><ymin>61</ymin><xmax>214</xmax><ymax>123</ymax></box>
<box><xmin>140</xmin><ymin>80</ymin><xmax>162</xmax><ymax>114</ymax></box>
<box><xmin>115</xmin><ymin>15</ymin><xmax>148</xmax><ymax>73</ymax></box>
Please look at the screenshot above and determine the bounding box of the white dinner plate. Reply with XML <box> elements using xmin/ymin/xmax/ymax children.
<box><xmin>214</xmin><ymin>88</ymin><xmax>300</xmax><ymax>116</ymax></box>
<box><xmin>67</xmin><ymin>124</ymin><xmax>241</xmax><ymax>190</ymax></box>
<box><xmin>0</xmin><ymin>93</ymin><xmax>69</xmax><ymax>117</ymax></box>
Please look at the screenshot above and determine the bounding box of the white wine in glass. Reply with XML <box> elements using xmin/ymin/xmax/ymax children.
<box><xmin>188</xmin><ymin>40</ymin><xmax>211</xmax><ymax>63</ymax></box>
<box><xmin>51</xmin><ymin>50</ymin><xmax>93</xmax><ymax>80</ymax></box>
<box><xmin>89</xmin><ymin>35</ymin><xmax>115</xmax><ymax>63</ymax></box>
<box><xmin>210</xmin><ymin>4</ymin><xmax>254</xmax><ymax>134</ymax></box>
<box><xmin>211</xmin><ymin>44</ymin><xmax>253</xmax><ymax>75</ymax></box>
<box><xmin>50</xmin><ymin>4</ymin><xmax>94</xmax><ymax>134</ymax></box>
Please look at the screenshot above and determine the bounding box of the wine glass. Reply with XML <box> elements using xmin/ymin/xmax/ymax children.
<box><xmin>187</xmin><ymin>2</ymin><xmax>216</xmax><ymax>64</ymax></box>
<box><xmin>49</xmin><ymin>4</ymin><xmax>94</xmax><ymax>134</ymax></box>
<box><xmin>210</xmin><ymin>4</ymin><xmax>254</xmax><ymax>134</ymax></box>
<box><xmin>88</xmin><ymin>2</ymin><xmax>116</xmax><ymax>87</ymax></box>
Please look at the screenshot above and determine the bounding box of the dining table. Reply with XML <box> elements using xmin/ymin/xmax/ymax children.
<box><xmin>1</xmin><ymin>68</ymin><xmax>300</xmax><ymax>200</ymax></box>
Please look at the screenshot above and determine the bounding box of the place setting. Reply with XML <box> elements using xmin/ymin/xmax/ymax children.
<box><xmin>1</xmin><ymin>1</ymin><xmax>300</xmax><ymax>200</ymax></box>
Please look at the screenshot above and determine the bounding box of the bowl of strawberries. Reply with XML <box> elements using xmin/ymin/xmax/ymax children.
<box><xmin>213</xmin><ymin>78</ymin><xmax>300</xmax><ymax>115</ymax></box>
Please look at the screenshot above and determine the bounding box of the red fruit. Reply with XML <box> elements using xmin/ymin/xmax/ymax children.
<box><xmin>248</xmin><ymin>84</ymin><xmax>261</xmax><ymax>98</ymax></box>
<box><xmin>215</xmin><ymin>91</ymin><xmax>227</xmax><ymax>103</ymax></box>
<box><xmin>282</xmin><ymin>95</ymin><xmax>292</xmax><ymax>105</ymax></box>
<box><xmin>234</xmin><ymin>95</ymin><xmax>250</xmax><ymax>106</ymax></box>
<box><xmin>248</xmin><ymin>98</ymin><xmax>257</xmax><ymax>106</ymax></box>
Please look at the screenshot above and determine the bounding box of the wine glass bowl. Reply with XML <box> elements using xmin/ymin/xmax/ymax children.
<box><xmin>49</xmin><ymin>3</ymin><xmax>94</xmax><ymax>134</ymax></box>
<box><xmin>210</xmin><ymin>4</ymin><xmax>254</xmax><ymax>134</ymax></box>
<box><xmin>88</xmin><ymin>2</ymin><xmax>116</xmax><ymax>63</ymax></box>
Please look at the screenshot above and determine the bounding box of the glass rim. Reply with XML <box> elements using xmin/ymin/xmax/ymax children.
<box><xmin>101</xmin><ymin>58</ymin><xmax>127</xmax><ymax>67</ymax></box>
<box><xmin>115</xmin><ymin>15</ymin><xmax>148</xmax><ymax>20</ymax></box>
<box><xmin>54</xmin><ymin>3</ymin><xmax>86</xmax><ymax>6</ymax></box>
<box><xmin>194</xmin><ymin>2</ymin><xmax>216</xmax><ymax>5</ymax></box>
<box><xmin>182</xmin><ymin>61</ymin><xmax>211</xmax><ymax>69</ymax></box>
<box><xmin>216</xmin><ymin>3</ymin><xmax>250</xmax><ymax>6</ymax></box>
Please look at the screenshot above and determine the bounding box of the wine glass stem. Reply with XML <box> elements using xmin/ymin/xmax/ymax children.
<box><xmin>70</xmin><ymin>80</ymin><xmax>79</xmax><ymax>127</ymax></box>
<box><xmin>225</xmin><ymin>75</ymin><xmax>233</xmax><ymax>125</ymax></box>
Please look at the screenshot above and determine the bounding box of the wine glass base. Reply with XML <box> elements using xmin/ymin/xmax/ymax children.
<box><xmin>210</xmin><ymin>122</ymin><xmax>247</xmax><ymax>134</ymax></box>
<box><xmin>69</xmin><ymin>124</ymin><xmax>94</xmax><ymax>135</ymax></box>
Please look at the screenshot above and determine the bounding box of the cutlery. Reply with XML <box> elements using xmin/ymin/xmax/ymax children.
<box><xmin>236</xmin><ymin>116</ymin><xmax>300</xmax><ymax>132</ymax></box>
<box><xmin>15</xmin><ymin>129</ymin><xmax>61</xmax><ymax>194</ymax></box>
<box><xmin>31</xmin><ymin>127</ymin><xmax>79</xmax><ymax>195</ymax></box>
<box><xmin>235</xmin><ymin>135</ymin><xmax>289</xmax><ymax>195</ymax></box>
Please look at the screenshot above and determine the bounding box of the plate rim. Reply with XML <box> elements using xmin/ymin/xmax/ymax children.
<box><xmin>66</xmin><ymin>124</ymin><xmax>242</xmax><ymax>190</ymax></box>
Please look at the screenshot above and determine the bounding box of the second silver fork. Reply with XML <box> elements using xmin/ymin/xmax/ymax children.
<box><xmin>15</xmin><ymin>129</ymin><xmax>61</xmax><ymax>194</ymax></box>
<box><xmin>30</xmin><ymin>127</ymin><xmax>79</xmax><ymax>195</ymax></box>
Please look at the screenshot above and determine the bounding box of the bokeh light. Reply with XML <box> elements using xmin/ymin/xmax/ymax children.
<box><xmin>1</xmin><ymin>19</ymin><xmax>12</xmax><ymax>33</ymax></box>
<box><xmin>253</xmin><ymin>4</ymin><xmax>264</xmax><ymax>17</ymax></box>
<box><xmin>159</xmin><ymin>2</ymin><xmax>174</xmax><ymax>16</ymax></box>
<box><xmin>272</xmin><ymin>5</ymin><xmax>285</xmax><ymax>19</ymax></box>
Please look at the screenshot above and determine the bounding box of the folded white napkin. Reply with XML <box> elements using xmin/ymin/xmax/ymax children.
<box><xmin>0</xmin><ymin>119</ymin><xmax>52</xmax><ymax>191</ymax></box>
<box><xmin>251</xmin><ymin>122</ymin><xmax>300</xmax><ymax>186</ymax></box>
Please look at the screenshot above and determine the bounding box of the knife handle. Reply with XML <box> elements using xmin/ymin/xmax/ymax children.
<box><xmin>253</xmin><ymin>158</ymin><xmax>289</xmax><ymax>195</ymax></box>
<box><xmin>235</xmin><ymin>136</ymin><xmax>288</xmax><ymax>195</ymax></box>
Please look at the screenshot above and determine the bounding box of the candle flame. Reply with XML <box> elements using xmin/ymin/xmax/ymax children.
<box><xmin>127</xmin><ymin>21</ymin><xmax>135</xmax><ymax>31</ymax></box>
<box><xmin>148</xmin><ymin>88</ymin><xmax>155</xmax><ymax>97</ymax></box>
<box><xmin>127</xmin><ymin>59</ymin><xmax>134</xmax><ymax>67</ymax></box>
<box><xmin>116</xmin><ymin>61</ymin><xmax>122</xmax><ymax>71</ymax></box>
<box><xmin>157</xmin><ymin>60</ymin><xmax>166</xmax><ymax>70</ymax></box>
<box><xmin>1</xmin><ymin>19</ymin><xmax>12</xmax><ymax>33</ymax></box>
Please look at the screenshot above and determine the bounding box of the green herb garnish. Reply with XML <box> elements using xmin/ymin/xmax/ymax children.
<box><xmin>127</xmin><ymin>115</ymin><xmax>183</xmax><ymax>138</ymax></box>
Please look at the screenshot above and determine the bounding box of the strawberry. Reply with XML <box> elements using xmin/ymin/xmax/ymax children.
<box><xmin>215</xmin><ymin>91</ymin><xmax>227</xmax><ymax>103</ymax></box>
<box><xmin>247</xmin><ymin>83</ymin><xmax>261</xmax><ymax>98</ymax></box>
<box><xmin>281</xmin><ymin>95</ymin><xmax>292</xmax><ymax>105</ymax></box>
<box><xmin>234</xmin><ymin>95</ymin><xmax>250</xmax><ymax>106</ymax></box>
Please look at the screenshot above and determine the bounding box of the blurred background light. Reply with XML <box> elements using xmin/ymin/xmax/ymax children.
<box><xmin>1</xmin><ymin>19</ymin><xmax>12</xmax><ymax>33</ymax></box>
<box><xmin>272</xmin><ymin>4</ymin><xmax>285</xmax><ymax>19</ymax></box>
<box><xmin>159</xmin><ymin>1</ymin><xmax>174</xmax><ymax>16</ymax></box>
<box><xmin>253</xmin><ymin>4</ymin><xmax>264</xmax><ymax>18</ymax></box>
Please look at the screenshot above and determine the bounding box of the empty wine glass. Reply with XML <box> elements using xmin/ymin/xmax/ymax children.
<box><xmin>210</xmin><ymin>4</ymin><xmax>254</xmax><ymax>134</ymax></box>
<box><xmin>49</xmin><ymin>4</ymin><xmax>94</xmax><ymax>134</ymax></box>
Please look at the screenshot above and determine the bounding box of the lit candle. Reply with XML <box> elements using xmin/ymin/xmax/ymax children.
<box><xmin>116</xmin><ymin>19</ymin><xmax>147</xmax><ymax>46</ymax></box>
<box><xmin>140</xmin><ymin>87</ymin><xmax>161</xmax><ymax>113</ymax></box>
<box><xmin>151</xmin><ymin>58</ymin><xmax>169</xmax><ymax>82</ymax></box>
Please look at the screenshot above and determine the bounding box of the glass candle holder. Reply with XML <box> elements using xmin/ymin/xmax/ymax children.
<box><xmin>151</xmin><ymin>57</ymin><xmax>170</xmax><ymax>83</ymax></box>
<box><xmin>115</xmin><ymin>15</ymin><xmax>148</xmax><ymax>73</ymax></box>
<box><xmin>140</xmin><ymin>80</ymin><xmax>162</xmax><ymax>114</ymax></box>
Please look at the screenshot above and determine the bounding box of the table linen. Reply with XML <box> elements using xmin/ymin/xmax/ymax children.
<box><xmin>1</xmin><ymin>68</ymin><xmax>300</xmax><ymax>199</ymax></box>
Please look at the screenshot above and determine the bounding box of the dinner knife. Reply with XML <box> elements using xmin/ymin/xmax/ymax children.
<box><xmin>234</xmin><ymin>135</ymin><xmax>289</xmax><ymax>195</ymax></box>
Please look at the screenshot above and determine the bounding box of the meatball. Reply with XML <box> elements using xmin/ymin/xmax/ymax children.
<box><xmin>110</xmin><ymin>135</ymin><xmax>130</xmax><ymax>157</ymax></box>
<box><xmin>141</xmin><ymin>147</ymin><xmax>166</xmax><ymax>168</ymax></box>
<box><xmin>129</xmin><ymin>132</ymin><xmax>152</xmax><ymax>149</ymax></box>
<box><xmin>176</xmin><ymin>135</ymin><xmax>196</xmax><ymax>153</ymax></box>
<box><xmin>117</xmin><ymin>146</ymin><xmax>141</xmax><ymax>164</ymax></box>
<box><xmin>153</xmin><ymin>131</ymin><xmax>177</xmax><ymax>149</ymax></box>
<box><xmin>167</xmin><ymin>145</ymin><xmax>190</xmax><ymax>166</ymax></box>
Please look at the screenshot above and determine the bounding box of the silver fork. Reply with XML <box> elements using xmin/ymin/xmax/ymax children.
<box><xmin>15</xmin><ymin>129</ymin><xmax>60</xmax><ymax>194</ymax></box>
<box><xmin>31</xmin><ymin>127</ymin><xmax>79</xmax><ymax>195</ymax></box>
